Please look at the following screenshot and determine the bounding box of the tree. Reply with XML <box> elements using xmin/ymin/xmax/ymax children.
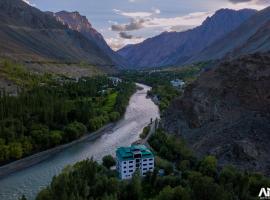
<box><xmin>64</xmin><ymin>122</ymin><xmax>87</xmax><ymax>141</ymax></box>
<box><xmin>128</xmin><ymin>172</ymin><xmax>142</xmax><ymax>200</ymax></box>
<box><xmin>19</xmin><ymin>195</ymin><xmax>28</xmax><ymax>200</ymax></box>
<box><xmin>198</xmin><ymin>156</ymin><xmax>217</xmax><ymax>177</ymax></box>
<box><xmin>9</xmin><ymin>142</ymin><xmax>23</xmax><ymax>159</ymax></box>
<box><xmin>49</xmin><ymin>131</ymin><xmax>63</xmax><ymax>146</ymax></box>
<box><xmin>156</xmin><ymin>186</ymin><xmax>191</xmax><ymax>200</ymax></box>
<box><xmin>0</xmin><ymin>141</ymin><xmax>9</xmax><ymax>162</ymax></box>
<box><xmin>102</xmin><ymin>155</ymin><xmax>116</xmax><ymax>169</ymax></box>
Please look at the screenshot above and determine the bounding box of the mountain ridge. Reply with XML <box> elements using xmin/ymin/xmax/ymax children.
<box><xmin>0</xmin><ymin>0</ymin><xmax>121</xmax><ymax>68</ymax></box>
<box><xmin>118</xmin><ymin>8</ymin><xmax>257</xmax><ymax>68</ymax></box>
<box><xmin>190</xmin><ymin>6</ymin><xmax>270</xmax><ymax>64</ymax></box>
<box><xmin>49</xmin><ymin>11</ymin><xmax>128</xmax><ymax>68</ymax></box>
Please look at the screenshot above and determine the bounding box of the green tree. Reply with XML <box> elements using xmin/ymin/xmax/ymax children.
<box><xmin>0</xmin><ymin>139</ymin><xmax>9</xmax><ymax>162</ymax></box>
<box><xmin>9</xmin><ymin>142</ymin><xmax>23</xmax><ymax>159</ymax></box>
<box><xmin>102</xmin><ymin>155</ymin><xmax>116</xmax><ymax>169</ymax></box>
<box><xmin>64</xmin><ymin>122</ymin><xmax>87</xmax><ymax>141</ymax></box>
<box><xmin>19</xmin><ymin>195</ymin><xmax>28</xmax><ymax>200</ymax></box>
<box><xmin>49</xmin><ymin>131</ymin><xmax>63</xmax><ymax>146</ymax></box>
<box><xmin>198</xmin><ymin>156</ymin><xmax>217</xmax><ymax>177</ymax></box>
<box><xmin>156</xmin><ymin>186</ymin><xmax>191</xmax><ymax>200</ymax></box>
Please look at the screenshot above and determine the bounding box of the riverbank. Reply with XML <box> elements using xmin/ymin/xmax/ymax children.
<box><xmin>0</xmin><ymin>123</ymin><xmax>115</xmax><ymax>179</ymax></box>
<box><xmin>0</xmin><ymin>83</ymin><xmax>160</xmax><ymax>200</ymax></box>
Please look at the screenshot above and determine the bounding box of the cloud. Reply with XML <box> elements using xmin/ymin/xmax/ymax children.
<box><xmin>225</xmin><ymin>0</ymin><xmax>269</xmax><ymax>10</ymax></box>
<box><xmin>228</xmin><ymin>0</ymin><xmax>251</xmax><ymax>3</ymax></box>
<box><xmin>143</xmin><ymin>12</ymin><xmax>212</xmax><ymax>29</ymax></box>
<box><xmin>228</xmin><ymin>0</ymin><xmax>269</xmax><ymax>3</ymax></box>
<box><xmin>111</xmin><ymin>10</ymin><xmax>211</xmax><ymax>32</ymax></box>
<box><xmin>153</xmin><ymin>8</ymin><xmax>161</xmax><ymax>14</ymax></box>
<box><xmin>113</xmin><ymin>9</ymin><xmax>153</xmax><ymax>18</ymax></box>
<box><xmin>106</xmin><ymin>37</ymin><xmax>145</xmax><ymax>51</ymax></box>
<box><xmin>111</xmin><ymin>18</ymin><xmax>147</xmax><ymax>31</ymax></box>
<box><xmin>119</xmin><ymin>32</ymin><xmax>134</xmax><ymax>39</ymax></box>
<box><xmin>108</xmin><ymin>9</ymin><xmax>212</xmax><ymax>49</ymax></box>
<box><xmin>170</xmin><ymin>25</ymin><xmax>195</xmax><ymax>32</ymax></box>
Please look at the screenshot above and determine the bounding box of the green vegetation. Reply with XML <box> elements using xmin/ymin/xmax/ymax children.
<box><xmin>35</xmin><ymin>128</ymin><xmax>270</xmax><ymax>200</ymax></box>
<box><xmin>148</xmin><ymin>85</ymin><xmax>179</xmax><ymax>112</ymax></box>
<box><xmin>0</xmin><ymin>59</ymin><xmax>54</xmax><ymax>89</ymax></box>
<box><xmin>139</xmin><ymin>125</ymin><xmax>150</xmax><ymax>139</ymax></box>
<box><xmin>102</xmin><ymin>155</ymin><xmax>116</xmax><ymax>169</ymax></box>
<box><xmin>119</xmin><ymin>63</ymin><xmax>208</xmax><ymax>112</ymax></box>
<box><xmin>0</xmin><ymin>75</ymin><xmax>135</xmax><ymax>165</ymax></box>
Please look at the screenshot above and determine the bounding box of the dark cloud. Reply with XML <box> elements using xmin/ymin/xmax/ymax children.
<box><xmin>228</xmin><ymin>0</ymin><xmax>269</xmax><ymax>3</ymax></box>
<box><xmin>119</xmin><ymin>32</ymin><xmax>134</xmax><ymax>39</ymax></box>
<box><xmin>170</xmin><ymin>25</ymin><xmax>194</xmax><ymax>32</ymax></box>
<box><xmin>228</xmin><ymin>0</ymin><xmax>251</xmax><ymax>3</ymax></box>
<box><xmin>111</xmin><ymin>18</ymin><xmax>146</xmax><ymax>31</ymax></box>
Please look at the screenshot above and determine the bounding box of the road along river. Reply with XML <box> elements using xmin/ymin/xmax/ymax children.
<box><xmin>0</xmin><ymin>83</ymin><xmax>159</xmax><ymax>200</ymax></box>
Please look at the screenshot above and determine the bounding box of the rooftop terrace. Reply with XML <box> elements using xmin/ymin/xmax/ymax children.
<box><xmin>116</xmin><ymin>145</ymin><xmax>154</xmax><ymax>161</ymax></box>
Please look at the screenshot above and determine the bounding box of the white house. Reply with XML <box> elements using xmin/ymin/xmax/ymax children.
<box><xmin>170</xmin><ymin>79</ymin><xmax>185</xmax><ymax>88</ymax></box>
<box><xmin>116</xmin><ymin>145</ymin><xmax>155</xmax><ymax>180</ymax></box>
<box><xmin>109</xmin><ymin>77</ymin><xmax>122</xmax><ymax>86</ymax></box>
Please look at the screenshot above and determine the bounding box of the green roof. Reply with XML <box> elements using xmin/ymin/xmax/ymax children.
<box><xmin>116</xmin><ymin>145</ymin><xmax>154</xmax><ymax>161</ymax></box>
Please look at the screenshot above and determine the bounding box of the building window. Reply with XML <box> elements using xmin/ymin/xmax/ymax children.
<box><xmin>124</xmin><ymin>171</ymin><xmax>126</xmax><ymax>173</ymax></box>
<box><xmin>149</xmin><ymin>158</ymin><xmax>153</xmax><ymax>161</ymax></box>
<box><xmin>129</xmin><ymin>166</ymin><xmax>133</xmax><ymax>168</ymax></box>
<box><xmin>149</xmin><ymin>167</ymin><xmax>153</xmax><ymax>170</ymax></box>
<box><xmin>143</xmin><ymin>164</ymin><xmax>147</xmax><ymax>166</ymax></box>
<box><xmin>143</xmin><ymin>168</ymin><xmax>147</xmax><ymax>170</ymax></box>
<box><xmin>134</xmin><ymin>154</ymin><xmax>141</xmax><ymax>158</ymax></box>
<box><xmin>129</xmin><ymin>161</ymin><xmax>133</xmax><ymax>163</ymax></box>
<box><xmin>129</xmin><ymin>170</ymin><xmax>133</xmax><ymax>173</ymax></box>
<box><xmin>123</xmin><ymin>161</ymin><xmax>126</xmax><ymax>164</ymax></box>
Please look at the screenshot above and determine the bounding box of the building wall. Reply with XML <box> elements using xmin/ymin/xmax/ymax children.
<box><xmin>117</xmin><ymin>157</ymin><xmax>154</xmax><ymax>179</ymax></box>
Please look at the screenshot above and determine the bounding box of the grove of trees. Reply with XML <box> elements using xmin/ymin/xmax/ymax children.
<box><xmin>34</xmin><ymin>129</ymin><xmax>270</xmax><ymax>200</ymax></box>
<box><xmin>0</xmin><ymin>76</ymin><xmax>135</xmax><ymax>165</ymax></box>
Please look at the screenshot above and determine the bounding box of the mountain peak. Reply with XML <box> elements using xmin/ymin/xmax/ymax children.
<box><xmin>118</xmin><ymin>8</ymin><xmax>257</xmax><ymax>68</ymax></box>
<box><xmin>202</xmin><ymin>8</ymin><xmax>257</xmax><ymax>27</ymax></box>
<box><xmin>53</xmin><ymin>11</ymin><xmax>93</xmax><ymax>32</ymax></box>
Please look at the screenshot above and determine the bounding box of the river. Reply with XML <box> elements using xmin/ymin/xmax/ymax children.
<box><xmin>0</xmin><ymin>83</ymin><xmax>160</xmax><ymax>200</ymax></box>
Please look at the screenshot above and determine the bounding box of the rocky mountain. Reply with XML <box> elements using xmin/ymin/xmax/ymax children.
<box><xmin>191</xmin><ymin>6</ymin><xmax>270</xmax><ymax>63</ymax></box>
<box><xmin>162</xmin><ymin>53</ymin><xmax>270</xmax><ymax>175</ymax></box>
<box><xmin>48</xmin><ymin>11</ymin><xmax>128</xmax><ymax>68</ymax></box>
<box><xmin>118</xmin><ymin>8</ymin><xmax>257</xmax><ymax>68</ymax></box>
<box><xmin>0</xmin><ymin>0</ymin><xmax>116</xmax><ymax>67</ymax></box>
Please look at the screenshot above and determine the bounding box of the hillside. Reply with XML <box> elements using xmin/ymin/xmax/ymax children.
<box><xmin>49</xmin><ymin>11</ymin><xmax>128</xmax><ymax>68</ymax></box>
<box><xmin>162</xmin><ymin>53</ymin><xmax>270</xmax><ymax>175</ymax></box>
<box><xmin>0</xmin><ymin>0</ymin><xmax>115</xmax><ymax>66</ymax></box>
<box><xmin>118</xmin><ymin>9</ymin><xmax>256</xmax><ymax>68</ymax></box>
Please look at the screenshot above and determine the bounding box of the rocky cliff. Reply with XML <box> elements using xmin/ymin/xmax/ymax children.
<box><xmin>162</xmin><ymin>53</ymin><xmax>270</xmax><ymax>175</ymax></box>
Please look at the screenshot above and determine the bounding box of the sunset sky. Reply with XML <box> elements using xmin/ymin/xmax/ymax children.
<box><xmin>24</xmin><ymin>0</ymin><xmax>269</xmax><ymax>50</ymax></box>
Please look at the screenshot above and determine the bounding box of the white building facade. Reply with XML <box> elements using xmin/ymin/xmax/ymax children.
<box><xmin>116</xmin><ymin>145</ymin><xmax>155</xmax><ymax>180</ymax></box>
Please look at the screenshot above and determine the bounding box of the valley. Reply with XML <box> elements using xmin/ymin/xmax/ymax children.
<box><xmin>0</xmin><ymin>0</ymin><xmax>269</xmax><ymax>199</ymax></box>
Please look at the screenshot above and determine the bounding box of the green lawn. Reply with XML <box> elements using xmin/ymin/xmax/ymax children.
<box><xmin>102</xmin><ymin>92</ymin><xmax>118</xmax><ymax>112</ymax></box>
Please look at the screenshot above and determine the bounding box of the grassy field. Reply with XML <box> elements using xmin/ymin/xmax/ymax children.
<box><xmin>102</xmin><ymin>92</ymin><xmax>118</xmax><ymax>113</ymax></box>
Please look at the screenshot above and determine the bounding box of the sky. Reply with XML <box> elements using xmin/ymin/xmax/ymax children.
<box><xmin>24</xmin><ymin>0</ymin><xmax>269</xmax><ymax>50</ymax></box>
